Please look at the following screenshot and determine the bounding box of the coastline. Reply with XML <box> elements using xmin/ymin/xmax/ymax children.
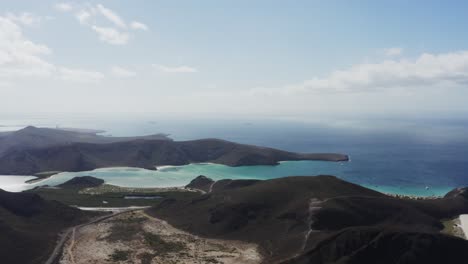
<box><xmin>459</xmin><ymin>215</ymin><xmax>468</xmax><ymax>239</ymax></box>
<box><xmin>25</xmin><ymin>171</ymin><xmax>62</xmax><ymax>184</ymax></box>
<box><xmin>0</xmin><ymin>162</ymin><xmax>457</xmax><ymax>198</ymax></box>
<box><xmin>384</xmin><ymin>193</ymin><xmax>442</xmax><ymax>200</ymax></box>
<box><xmin>362</xmin><ymin>183</ymin><xmax>453</xmax><ymax>198</ymax></box>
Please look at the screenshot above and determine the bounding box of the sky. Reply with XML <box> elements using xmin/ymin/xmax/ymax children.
<box><xmin>1</xmin><ymin>0</ymin><xmax>468</xmax><ymax>119</ymax></box>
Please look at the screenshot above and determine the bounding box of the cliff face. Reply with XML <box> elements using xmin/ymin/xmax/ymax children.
<box><xmin>149</xmin><ymin>175</ymin><xmax>468</xmax><ymax>263</ymax></box>
<box><xmin>0</xmin><ymin>137</ymin><xmax>348</xmax><ymax>175</ymax></box>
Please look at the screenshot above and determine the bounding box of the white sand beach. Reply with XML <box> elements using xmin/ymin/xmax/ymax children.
<box><xmin>0</xmin><ymin>175</ymin><xmax>37</xmax><ymax>192</ymax></box>
<box><xmin>459</xmin><ymin>214</ymin><xmax>468</xmax><ymax>239</ymax></box>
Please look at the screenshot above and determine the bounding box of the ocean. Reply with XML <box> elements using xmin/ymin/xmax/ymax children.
<box><xmin>1</xmin><ymin>114</ymin><xmax>467</xmax><ymax>196</ymax></box>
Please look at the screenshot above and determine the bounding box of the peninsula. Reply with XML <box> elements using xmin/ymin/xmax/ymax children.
<box><xmin>0</xmin><ymin>126</ymin><xmax>348</xmax><ymax>175</ymax></box>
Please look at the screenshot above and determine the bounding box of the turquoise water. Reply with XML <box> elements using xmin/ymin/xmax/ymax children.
<box><xmin>1</xmin><ymin>115</ymin><xmax>467</xmax><ymax>197</ymax></box>
<box><xmin>21</xmin><ymin>160</ymin><xmax>452</xmax><ymax>197</ymax></box>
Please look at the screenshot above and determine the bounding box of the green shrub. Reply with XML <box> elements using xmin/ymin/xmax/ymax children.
<box><xmin>143</xmin><ymin>233</ymin><xmax>186</xmax><ymax>254</ymax></box>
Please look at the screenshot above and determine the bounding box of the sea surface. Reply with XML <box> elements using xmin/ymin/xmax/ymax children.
<box><xmin>0</xmin><ymin>114</ymin><xmax>467</xmax><ymax>196</ymax></box>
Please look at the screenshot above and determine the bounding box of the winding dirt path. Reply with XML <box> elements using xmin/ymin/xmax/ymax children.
<box><xmin>299</xmin><ymin>198</ymin><xmax>322</xmax><ymax>253</ymax></box>
<box><xmin>45</xmin><ymin>208</ymin><xmax>146</xmax><ymax>264</ymax></box>
<box><xmin>208</xmin><ymin>181</ymin><xmax>216</xmax><ymax>193</ymax></box>
<box><xmin>62</xmin><ymin>210</ymin><xmax>262</xmax><ymax>264</ymax></box>
<box><xmin>66</xmin><ymin>228</ymin><xmax>76</xmax><ymax>264</ymax></box>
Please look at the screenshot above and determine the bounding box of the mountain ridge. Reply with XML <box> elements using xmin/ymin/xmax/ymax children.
<box><xmin>0</xmin><ymin>127</ymin><xmax>348</xmax><ymax>175</ymax></box>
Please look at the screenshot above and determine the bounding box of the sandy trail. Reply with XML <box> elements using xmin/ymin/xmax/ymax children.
<box><xmin>60</xmin><ymin>210</ymin><xmax>262</xmax><ymax>264</ymax></box>
<box><xmin>208</xmin><ymin>181</ymin><xmax>216</xmax><ymax>193</ymax></box>
<box><xmin>66</xmin><ymin>227</ymin><xmax>78</xmax><ymax>264</ymax></box>
<box><xmin>299</xmin><ymin>198</ymin><xmax>322</xmax><ymax>253</ymax></box>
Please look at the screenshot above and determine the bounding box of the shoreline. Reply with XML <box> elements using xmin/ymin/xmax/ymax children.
<box><xmin>0</xmin><ymin>163</ymin><xmax>457</xmax><ymax>198</ymax></box>
<box><xmin>25</xmin><ymin>171</ymin><xmax>62</xmax><ymax>184</ymax></box>
<box><xmin>384</xmin><ymin>192</ymin><xmax>442</xmax><ymax>200</ymax></box>
<box><xmin>459</xmin><ymin>215</ymin><xmax>468</xmax><ymax>239</ymax></box>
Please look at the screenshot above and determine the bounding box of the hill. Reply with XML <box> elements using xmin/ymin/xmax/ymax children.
<box><xmin>57</xmin><ymin>176</ymin><xmax>105</xmax><ymax>189</ymax></box>
<box><xmin>0</xmin><ymin>189</ymin><xmax>95</xmax><ymax>264</ymax></box>
<box><xmin>148</xmin><ymin>175</ymin><xmax>468</xmax><ymax>263</ymax></box>
<box><xmin>285</xmin><ymin>226</ymin><xmax>468</xmax><ymax>264</ymax></box>
<box><xmin>0</xmin><ymin>126</ymin><xmax>171</xmax><ymax>157</ymax></box>
<box><xmin>0</xmin><ymin>137</ymin><xmax>348</xmax><ymax>175</ymax></box>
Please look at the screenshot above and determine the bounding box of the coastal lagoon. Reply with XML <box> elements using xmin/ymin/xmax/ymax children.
<box><xmin>0</xmin><ymin>114</ymin><xmax>467</xmax><ymax>196</ymax></box>
<box><xmin>0</xmin><ymin>160</ymin><xmax>455</xmax><ymax>196</ymax></box>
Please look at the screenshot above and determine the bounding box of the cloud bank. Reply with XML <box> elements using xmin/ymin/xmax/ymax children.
<box><xmin>250</xmin><ymin>51</ymin><xmax>468</xmax><ymax>96</ymax></box>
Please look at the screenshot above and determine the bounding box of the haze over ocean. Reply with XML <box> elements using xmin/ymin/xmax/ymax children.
<box><xmin>1</xmin><ymin>114</ymin><xmax>467</xmax><ymax>196</ymax></box>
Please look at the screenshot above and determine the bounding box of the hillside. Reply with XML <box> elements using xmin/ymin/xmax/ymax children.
<box><xmin>149</xmin><ymin>175</ymin><xmax>468</xmax><ymax>263</ymax></box>
<box><xmin>57</xmin><ymin>176</ymin><xmax>105</xmax><ymax>189</ymax></box>
<box><xmin>0</xmin><ymin>126</ymin><xmax>171</xmax><ymax>157</ymax></box>
<box><xmin>0</xmin><ymin>189</ymin><xmax>95</xmax><ymax>264</ymax></box>
<box><xmin>285</xmin><ymin>227</ymin><xmax>468</xmax><ymax>264</ymax></box>
<box><xmin>0</xmin><ymin>137</ymin><xmax>348</xmax><ymax>175</ymax></box>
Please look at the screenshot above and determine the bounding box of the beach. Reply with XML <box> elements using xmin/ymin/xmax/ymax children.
<box><xmin>459</xmin><ymin>214</ymin><xmax>468</xmax><ymax>239</ymax></box>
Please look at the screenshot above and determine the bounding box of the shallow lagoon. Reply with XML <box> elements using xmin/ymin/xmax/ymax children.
<box><xmin>0</xmin><ymin>160</ymin><xmax>454</xmax><ymax>197</ymax></box>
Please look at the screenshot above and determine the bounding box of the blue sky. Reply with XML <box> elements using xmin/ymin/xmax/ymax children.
<box><xmin>1</xmin><ymin>1</ymin><xmax>468</xmax><ymax>118</ymax></box>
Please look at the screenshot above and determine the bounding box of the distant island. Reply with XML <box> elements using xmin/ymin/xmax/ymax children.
<box><xmin>0</xmin><ymin>126</ymin><xmax>348</xmax><ymax>175</ymax></box>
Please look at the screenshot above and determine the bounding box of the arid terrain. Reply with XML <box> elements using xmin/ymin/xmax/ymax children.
<box><xmin>59</xmin><ymin>210</ymin><xmax>261</xmax><ymax>264</ymax></box>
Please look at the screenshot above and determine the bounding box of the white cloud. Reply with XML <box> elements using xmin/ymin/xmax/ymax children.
<box><xmin>0</xmin><ymin>15</ymin><xmax>103</xmax><ymax>82</ymax></box>
<box><xmin>6</xmin><ymin>12</ymin><xmax>43</xmax><ymax>26</ymax></box>
<box><xmin>96</xmin><ymin>4</ymin><xmax>126</xmax><ymax>28</ymax></box>
<box><xmin>153</xmin><ymin>64</ymin><xmax>198</xmax><ymax>73</ymax></box>
<box><xmin>384</xmin><ymin>47</ymin><xmax>403</xmax><ymax>57</ymax></box>
<box><xmin>75</xmin><ymin>10</ymin><xmax>91</xmax><ymax>25</ymax></box>
<box><xmin>0</xmin><ymin>16</ymin><xmax>54</xmax><ymax>77</ymax></box>
<box><xmin>253</xmin><ymin>51</ymin><xmax>468</xmax><ymax>96</ymax></box>
<box><xmin>110</xmin><ymin>66</ymin><xmax>136</xmax><ymax>78</ymax></box>
<box><xmin>58</xmin><ymin>67</ymin><xmax>104</xmax><ymax>82</ymax></box>
<box><xmin>91</xmin><ymin>26</ymin><xmax>129</xmax><ymax>45</ymax></box>
<box><xmin>54</xmin><ymin>2</ymin><xmax>74</xmax><ymax>12</ymax></box>
<box><xmin>56</xmin><ymin>3</ymin><xmax>148</xmax><ymax>45</ymax></box>
<box><xmin>130</xmin><ymin>21</ymin><xmax>148</xmax><ymax>31</ymax></box>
